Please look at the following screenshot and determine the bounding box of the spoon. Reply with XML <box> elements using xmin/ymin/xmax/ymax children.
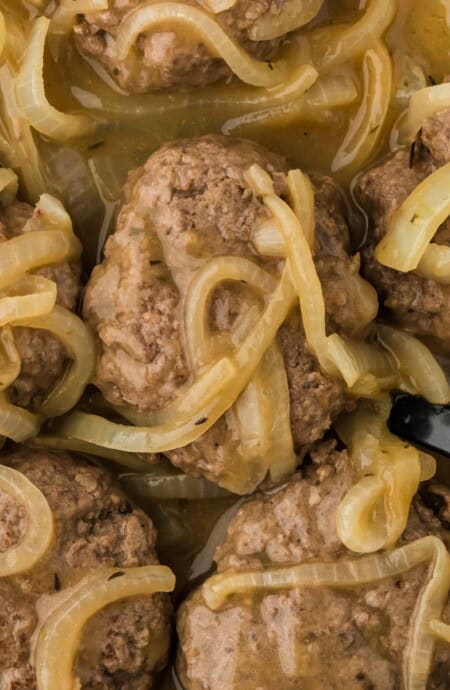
<box><xmin>389</xmin><ymin>394</ymin><xmax>450</xmax><ymax>457</ymax></box>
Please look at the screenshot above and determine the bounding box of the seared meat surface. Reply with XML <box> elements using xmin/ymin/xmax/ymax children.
<box><xmin>356</xmin><ymin>108</ymin><xmax>450</xmax><ymax>345</ymax></box>
<box><xmin>177</xmin><ymin>441</ymin><xmax>450</xmax><ymax>690</ymax></box>
<box><xmin>74</xmin><ymin>0</ymin><xmax>299</xmax><ymax>93</ymax></box>
<box><xmin>0</xmin><ymin>201</ymin><xmax>80</xmax><ymax>409</ymax></box>
<box><xmin>0</xmin><ymin>449</ymin><xmax>171</xmax><ymax>690</ymax></box>
<box><xmin>84</xmin><ymin>134</ymin><xmax>374</xmax><ymax>485</ymax></box>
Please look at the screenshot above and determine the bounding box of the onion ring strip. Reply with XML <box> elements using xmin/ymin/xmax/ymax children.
<box><xmin>408</xmin><ymin>83</ymin><xmax>450</xmax><ymax>138</ymax></box>
<box><xmin>16</xmin><ymin>17</ymin><xmax>99</xmax><ymax>141</ymax></box>
<box><xmin>0</xmin><ymin>275</ymin><xmax>57</xmax><ymax>327</ymax></box>
<box><xmin>202</xmin><ymin>536</ymin><xmax>450</xmax><ymax>690</ymax></box>
<box><xmin>115</xmin><ymin>2</ymin><xmax>288</xmax><ymax>88</ymax></box>
<box><xmin>375</xmin><ymin>162</ymin><xmax>450</xmax><ymax>272</ymax></box>
<box><xmin>35</xmin><ymin>565</ymin><xmax>175</xmax><ymax>690</ymax></box>
<box><xmin>416</xmin><ymin>244</ymin><xmax>450</xmax><ymax>284</ymax></box>
<box><xmin>0</xmin><ymin>465</ymin><xmax>53</xmax><ymax>576</ymax></box>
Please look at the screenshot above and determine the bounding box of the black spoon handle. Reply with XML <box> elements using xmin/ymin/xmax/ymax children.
<box><xmin>389</xmin><ymin>395</ymin><xmax>450</xmax><ymax>457</ymax></box>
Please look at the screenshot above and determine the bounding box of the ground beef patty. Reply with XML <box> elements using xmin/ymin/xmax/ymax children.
<box><xmin>177</xmin><ymin>441</ymin><xmax>450</xmax><ymax>690</ymax></box>
<box><xmin>84</xmin><ymin>134</ymin><xmax>375</xmax><ymax>485</ymax></box>
<box><xmin>0</xmin><ymin>200</ymin><xmax>80</xmax><ymax>409</ymax></box>
<box><xmin>73</xmin><ymin>0</ymin><xmax>300</xmax><ymax>93</ymax></box>
<box><xmin>356</xmin><ymin>107</ymin><xmax>450</xmax><ymax>346</ymax></box>
<box><xmin>0</xmin><ymin>449</ymin><xmax>171</xmax><ymax>690</ymax></box>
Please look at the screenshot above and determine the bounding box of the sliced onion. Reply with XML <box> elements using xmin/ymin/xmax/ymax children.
<box><xmin>0</xmin><ymin>464</ymin><xmax>53</xmax><ymax>576</ymax></box>
<box><xmin>416</xmin><ymin>244</ymin><xmax>450</xmax><ymax>284</ymax></box>
<box><xmin>0</xmin><ymin>327</ymin><xmax>21</xmax><ymax>391</ymax></box>
<box><xmin>408</xmin><ymin>83</ymin><xmax>450</xmax><ymax>138</ymax></box>
<box><xmin>115</xmin><ymin>2</ymin><xmax>288</xmax><ymax>88</ymax></box>
<box><xmin>0</xmin><ymin>10</ymin><xmax>5</xmax><ymax>62</ymax></box>
<box><xmin>120</xmin><ymin>471</ymin><xmax>231</xmax><ymax>500</ymax></box>
<box><xmin>252</xmin><ymin>221</ymin><xmax>285</xmax><ymax>257</ymax></box>
<box><xmin>376</xmin><ymin>325</ymin><xmax>450</xmax><ymax>404</ymax></box>
<box><xmin>430</xmin><ymin>620</ymin><xmax>450</xmax><ymax>643</ymax></box>
<box><xmin>0</xmin><ymin>168</ymin><xmax>18</xmax><ymax>204</ymax></box>
<box><xmin>0</xmin><ymin>63</ymin><xmax>46</xmax><ymax>202</ymax></box>
<box><xmin>375</xmin><ymin>162</ymin><xmax>450</xmax><ymax>272</ymax></box>
<box><xmin>50</xmin><ymin>0</ymin><xmax>109</xmax><ymax>38</ymax></box>
<box><xmin>249</xmin><ymin>0</ymin><xmax>324</xmax><ymax>41</ymax></box>
<box><xmin>287</xmin><ymin>169</ymin><xmax>315</xmax><ymax>249</ymax></box>
<box><xmin>0</xmin><ymin>392</ymin><xmax>42</xmax><ymax>442</ymax></box>
<box><xmin>29</xmin><ymin>434</ymin><xmax>153</xmax><ymax>472</ymax></box>
<box><xmin>35</xmin><ymin>565</ymin><xmax>175</xmax><ymax>690</ymax></box>
<box><xmin>202</xmin><ymin>536</ymin><xmax>450</xmax><ymax>690</ymax></box>
<box><xmin>303</xmin><ymin>0</ymin><xmax>398</xmax><ymax>72</ymax></box>
<box><xmin>332</xmin><ymin>41</ymin><xmax>393</xmax><ymax>175</ymax></box>
<box><xmin>11</xmin><ymin>306</ymin><xmax>97</xmax><ymax>418</ymax></box>
<box><xmin>0</xmin><ymin>230</ymin><xmax>81</xmax><ymax>291</ymax></box>
<box><xmin>0</xmin><ymin>275</ymin><xmax>57</xmax><ymax>327</ymax></box>
<box><xmin>54</xmin><ymin>268</ymin><xmax>296</xmax><ymax>454</ymax></box>
<box><xmin>336</xmin><ymin>475</ymin><xmax>387</xmax><ymax>553</ymax></box>
<box><xmin>16</xmin><ymin>17</ymin><xmax>99</xmax><ymax>141</ymax></box>
<box><xmin>196</xmin><ymin>0</ymin><xmax>236</xmax><ymax>12</ymax></box>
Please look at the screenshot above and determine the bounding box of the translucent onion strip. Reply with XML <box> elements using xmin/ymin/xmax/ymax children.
<box><xmin>0</xmin><ymin>168</ymin><xmax>18</xmax><ymax>204</ymax></box>
<box><xmin>0</xmin><ymin>10</ymin><xmax>5</xmax><ymax>63</ymax></box>
<box><xmin>16</xmin><ymin>17</ymin><xmax>99</xmax><ymax>141</ymax></box>
<box><xmin>408</xmin><ymin>83</ymin><xmax>450</xmax><ymax>139</ymax></box>
<box><xmin>115</xmin><ymin>2</ymin><xmax>288</xmax><ymax>88</ymax></box>
<box><xmin>11</xmin><ymin>306</ymin><xmax>97</xmax><ymax>419</ymax></box>
<box><xmin>197</xmin><ymin>0</ymin><xmax>236</xmax><ymax>12</ymax></box>
<box><xmin>202</xmin><ymin>536</ymin><xmax>450</xmax><ymax>690</ymax></box>
<box><xmin>0</xmin><ymin>465</ymin><xmax>53</xmax><ymax>576</ymax></box>
<box><xmin>0</xmin><ymin>230</ymin><xmax>81</xmax><ymax>291</ymax></box>
<box><xmin>0</xmin><ymin>327</ymin><xmax>21</xmax><ymax>391</ymax></box>
<box><xmin>415</xmin><ymin>244</ymin><xmax>450</xmax><ymax>284</ymax></box>
<box><xmin>332</xmin><ymin>41</ymin><xmax>393</xmax><ymax>175</ymax></box>
<box><xmin>287</xmin><ymin>170</ymin><xmax>315</xmax><ymax>248</ymax></box>
<box><xmin>0</xmin><ymin>275</ymin><xmax>57</xmax><ymax>327</ymax></box>
<box><xmin>120</xmin><ymin>471</ymin><xmax>231</xmax><ymax>500</ymax></box>
<box><xmin>375</xmin><ymin>162</ymin><xmax>450</xmax><ymax>272</ymax></box>
<box><xmin>53</xmin><ymin>268</ymin><xmax>296</xmax><ymax>453</ymax></box>
<box><xmin>0</xmin><ymin>392</ymin><xmax>42</xmax><ymax>441</ymax></box>
<box><xmin>249</xmin><ymin>0</ymin><xmax>324</xmax><ymax>41</ymax></box>
<box><xmin>302</xmin><ymin>0</ymin><xmax>397</xmax><ymax>72</ymax></box>
<box><xmin>376</xmin><ymin>325</ymin><xmax>450</xmax><ymax>404</ymax></box>
<box><xmin>35</xmin><ymin>565</ymin><xmax>176</xmax><ymax>690</ymax></box>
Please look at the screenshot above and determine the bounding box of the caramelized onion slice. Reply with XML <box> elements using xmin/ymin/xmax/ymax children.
<box><xmin>0</xmin><ymin>392</ymin><xmax>42</xmax><ymax>441</ymax></box>
<box><xmin>303</xmin><ymin>0</ymin><xmax>397</xmax><ymax>72</ymax></box>
<box><xmin>16</xmin><ymin>17</ymin><xmax>99</xmax><ymax>141</ymax></box>
<box><xmin>11</xmin><ymin>306</ymin><xmax>97</xmax><ymax>418</ymax></box>
<box><xmin>375</xmin><ymin>162</ymin><xmax>450</xmax><ymax>272</ymax></box>
<box><xmin>332</xmin><ymin>41</ymin><xmax>393</xmax><ymax>175</ymax></box>
<box><xmin>120</xmin><ymin>471</ymin><xmax>231</xmax><ymax>500</ymax></box>
<box><xmin>35</xmin><ymin>565</ymin><xmax>175</xmax><ymax>690</ymax></box>
<box><xmin>115</xmin><ymin>2</ymin><xmax>287</xmax><ymax>87</ymax></box>
<box><xmin>0</xmin><ymin>275</ymin><xmax>57</xmax><ymax>327</ymax></box>
<box><xmin>408</xmin><ymin>83</ymin><xmax>450</xmax><ymax>138</ymax></box>
<box><xmin>416</xmin><ymin>244</ymin><xmax>450</xmax><ymax>284</ymax></box>
<box><xmin>0</xmin><ymin>464</ymin><xmax>53</xmax><ymax>576</ymax></box>
<box><xmin>0</xmin><ymin>168</ymin><xmax>18</xmax><ymax>204</ymax></box>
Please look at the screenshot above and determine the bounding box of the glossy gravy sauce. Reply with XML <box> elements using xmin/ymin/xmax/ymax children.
<box><xmin>3</xmin><ymin>0</ymin><xmax>450</xmax><ymax>687</ymax></box>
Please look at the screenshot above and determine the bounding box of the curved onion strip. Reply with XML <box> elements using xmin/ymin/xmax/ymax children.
<box><xmin>0</xmin><ymin>64</ymin><xmax>46</xmax><ymax>202</ymax></box>
<box><xmin>184</xmin><ymin>256</ymin><xmax>276</xmax><ymax>369</ymax></box>
<box><xmin>197</xmin><ymin>0</ymin><xmax>236</xmax><ymax>12</ymax></box>
<box><xmin>375</xmin><ymin>162</ymin><xmax>450</xmax><ymax>272</ymax></box>
<box><xmin>336</xmin><ymin>475</ymin><xmax>387</xmax><ymax>553</ymax></box>
<box><xmin>35</xmin><ymin>565</ymin><xmax>175</xmax><ymax>690</ymax></box>
<box><xmin>0</xmin><ymin>465</ymin><xmax>53</xmax><ymax>576</ymax></box>
<box><xmin>54</xmin><ymin>268</ymin><xmax>296</xmax><ymax>453</ymax></box>
<box><xmin>249</xmin><ymin>0</ymin><xmax>324</xmax><ymax>41</ymax></box>
<box><xmin>120</xmin><ymin>471</ymin><xmax>231</xmax><ymax>500</ymax></box>
<box><xmin>416</xmin><ymin>244</ymin><xmax>450</xmax><ymax>284</ymax></box>
<box><xmin>382</xmin><ymin>444</ymin><xmax>422</xmax><ymax>549</ymax></box>
<box><xmin>30</xmin><ymin>434</ymin><xmax>152</xmax><ymax>471</ymax></box>
<box><xmin>408</xmin><ymin>83</ymin><xmax>450</xmax><ymax>138</ymax></box>
<box><xmin>376</xmin><ymin>325</ymin><xmax>450</xmax><ymax>404</ymax></box>
<box><xmin>0</xmin><ymin>168</ymin><xmax>18</xmax><ymax>204</ymax></box>
<box><xmin>419</xmin><ymin>452</ymin><xmax>437</xmax><ymax>481</ymax></box>
<box><xmin>260</xmin><ymin>342</ymin><xmax>296</xmax><ymax>482</ymax></box>
<box><xmin>11</xmin><ymin>306</ymin><xmax>97</xmax><ymax>418</ymax></box>
<box><xmin>0</xmin><ymin>275</ymin><xmax>57</xmax><ymax>327</ymax></box>
<box><xmin>16</xmin><ymin>17</ymin><xmax>99</xmax><ymax>141</ymax></box>
<box><xmin>223</xmin><ymin>73</ymin><xmax>358</xmax><ymax>134</ymax></box>
<box><xmin>0</xmin><ymin>327</ymin><xmax>21</xmax><ymax>391</ymax></box>
<box><xmin>0</xmin><ymin>11</ymin><xmax>5</xmax><ymax>62</ymax></box>
<box><xmin>0</xmin><ymin>230</ymin><xmax>81</xmax><ymax>291</ymax></box>
<box><xmin>0</xmin><ymin>392</ymin><xmax>42</xmax><ymax>442</ymax></box>
<box><xmin>332</xmin><ymin>41</ymin><xmax>393</xmax><ymax>175</ymax></box>
<box><xmin>115</xmin><ymin>2</ymin><xmax>287</xmax><ymax>88</ymax></box>
<box><xmin>303</xmin><ymin>0</ymin><xmax>397</xmax><ymax>72</ymax></box>
<box><xmin>287</xmin><ymin>169</ymin><xmax>315</xmax><ymax>249</ymax></box>
<box><xmin>203</xmin><ymin>537</ymin><xmax>450</xmax><ymax>690</ymax></box>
